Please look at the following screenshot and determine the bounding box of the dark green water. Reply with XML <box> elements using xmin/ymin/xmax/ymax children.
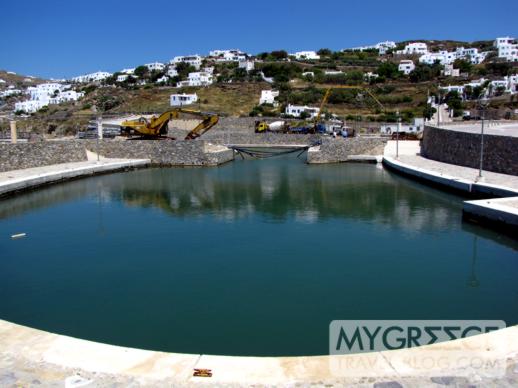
<box><xmin>0</xmin><ymin>158</ymin><xmax>517</xmax><ymax>356</ymax></box>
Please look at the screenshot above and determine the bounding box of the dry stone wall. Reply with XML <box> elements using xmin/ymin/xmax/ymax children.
<box><xmin>422</xmin><ymin>126</ymin><xmax>518</xmax><ymax>176</ymax></box>
<box><xmin>307</xmin><ymin>137</ymin><xmax>386</xmax><ymax>164</ymax></box>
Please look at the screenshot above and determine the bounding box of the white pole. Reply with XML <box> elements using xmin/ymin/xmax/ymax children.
<box><xmin>10</xmin><ymin>121</ymin><xmax>17</xmax><ymax>144</ymax></box>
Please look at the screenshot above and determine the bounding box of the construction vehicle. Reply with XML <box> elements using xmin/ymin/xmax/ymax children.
<box><xmin>255</xmin><ymin>85</ymin><xmax>385</xmax><ymax>135</ymax></box>
<box><xmin>121</xmin><ymin>109</ymin><xmax>219</xmax><ymax>139</ymax></box>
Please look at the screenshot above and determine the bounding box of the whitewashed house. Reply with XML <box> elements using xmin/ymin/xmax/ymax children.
<box><xmin>419</xmin><ymin>51</ymin><xmax>456</xmax><ymax>65</ymax></box>
<box><xmin>170</xmin><ymin>93</ymin><xmax>198</xmax><ymax>106</ymax></box>
<box><xmin>285</xmin><ymin>104</ymin><xmax>320</xmax><ymax>118</ymax></box>
<box><xmin>293</xmin><ymin>51</ymin><xmax>320</xmax><ymax>60</ymax></box>
<box><xmin>0</xmin><ymin>89</ymin><xmax>22</xmax><ymax>98</ymax></box>
<box><xmin>302</xmin><ymin>71</ymin><xmax>315</xmax><ymax>78</ymax></box>
<box><xmin>397</xmin><ymin>43</ymin><xmax>428</xmax><ymax>55</ymax></box>
<box><xmin>121</xmin><ymin>68</ymin><xmax>135</xmax><ymax>74</ymax></box>
<box><xmin>71</xmin><ymin>71</ymin><xmax>112</xmax><ymax>83</ymax></box>
<box><xmin>167</xmin><ymin>67</ymin><xmax>179</xmax><ymax>77</ymax></box>
<box><xmin>210</xmin><ymin>49</ymin><xmax>247</xmax><ymax>62</ymax></box>
<box><xmin>348</xmin><ymin>41</ymin><xmax>396</xmax><ymax>55</ymax></box>
<box><xmin>177</xmin><ymin>71</ymin><xmax>213</xmax><ymax>87</ymax></box>
<box><xmin>156</xmin><ymin>75</ymin><xmax>169</xmax><ymax>84</ymax></box>
<box><xmin>442</xmin><ymin>64</ymin><xmax>460</xmax><ymax>77</ymax></box>
<box><xmin>494</xmin><ymin>37</ymin><xmax>518</xmax><ymax>62</ymax></box>
<box><xmin>15</xmin><ymin>100</ymin><xmax>47</xmax><ymax>113</ymax></box>
<box><xmin>238</xmin><ymin>60</ymin><xmax>255</xmax><ymax>72</ymax></box>
<box><xmin>117</xmin><ymin>74</ymin><xmax>129</xmax><ymax>82</ymax></box>
<box><xmin>399</xmin><ymin>60</ymin><xmax>415</xmax><ymax>75</ymax></box>
<box><xmin>259</xmin><ymin>90</ymin><xmax>279</xmax><ymax>105</ymax></box>
<box><xmin>170</xmin><ymin>55</ymin><xmax>202</xmax><ymax>70</ymax></box>
<box><xmin>27</xmin><ymin>83</ymin><xmax>69</xmax><ymax>100</ymax></box>
<box><xmin>145</xmin><ymin>62</ymin><xmax>165</xmax><ymax>71</ymax></box>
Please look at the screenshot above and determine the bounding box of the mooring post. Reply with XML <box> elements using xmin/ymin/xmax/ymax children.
<box><xmin>10</xmin><ymin>120</ymin><xmax>17</xmax><ymax>144</ymax></box>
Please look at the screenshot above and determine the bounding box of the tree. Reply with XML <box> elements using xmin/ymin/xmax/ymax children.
<box><xmin>453</xmin><ymin>59</ymin><xmax>472</xmax><ymax>74</ymax></box>
<box><xmin>134</xmin><ymin>65</ymin><xmax>149</xmax><ymax>78</ymax></box>
<box><xmin>409</xmin><ymin>62</ymin><xmax>443</xmax><ymax>83</ymax></box>
<box><xmin>270</xmin><ymin>50</ymin><xmax>288</xmax><ymax>60</ymax></box>
<box><xmin>175</xmin><ymin>62</ymin><xmax>196</xmax><ymax>79</ymax></box>
<box><xmin>423</xmin><ymin>104</ymin><xmax>437</xmax><ymax>120</ymax></box>
<box><xmin>443</xmin><ymin>91</ymin><xmax>463</xmax><ymax>117</ymax></box>
<box><xmin>377</xmin><ymin>62</ymin><xmax>400</xmax><ymax>79</ymax></box>
<box><xmin>317</xmin><ymin>48</ymin><xmax>332</xmax><ymax>56</ymax></box>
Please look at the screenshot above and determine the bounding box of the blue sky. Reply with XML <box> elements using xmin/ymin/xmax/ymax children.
<box><xmin>1</xmin><ymin>0</ymin><xmax>517</xmax><ymax>79</ymax></box>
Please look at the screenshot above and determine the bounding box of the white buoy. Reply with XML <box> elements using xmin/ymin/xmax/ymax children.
<box><xmin>11</xmin><ymin>233</ymin><xmax>26</xmax><ymax>239</ymax></box>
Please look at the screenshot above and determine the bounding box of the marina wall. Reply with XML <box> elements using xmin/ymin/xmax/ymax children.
<box><xmin>0</xmin><ymin>140</ymin><xmax>233</xmax><ymax>172</ymax></box>
<box><xmin>422</xmin><ymin>125</ymin><xmax>518</xmax><ymax>175</ymax></box>
<box><xmin>0</xmin><ymin>141</ymin><xmax>87</xmax><ymax>172</ymax></box>
<box><xmin>307</xmin><ymin>137</ymin><xmax>386</xmax><ymax>164</ymax></box>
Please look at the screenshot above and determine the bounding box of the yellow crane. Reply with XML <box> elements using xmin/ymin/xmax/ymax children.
<box><xmin>121</xmin><ymin>109</ymin><xmax>219</xmax><ymax>139</ymax></box>
<box><xmin>255</xmin><ymin>85</ymin><xmax>385</xmax><ymax>133</ymax></box>
<box><xmin>314</xmin><ymin>85</ymin><xmax>385</xmax><ymax>123</ymax></box>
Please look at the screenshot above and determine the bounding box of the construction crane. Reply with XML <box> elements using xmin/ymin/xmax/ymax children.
<box><xmin>314</xmin><ymin>85</ymin><xmax>385</xmax><ymax>123</ymax></box>
<box><xmin>255</xmin><ymin>85</ymin><xmax>385</xmax><ymax>134</ymax></box>
<box><xmin>120</xmin><ymin>109</ymin><xmax>219</xmax><ymax>139</ymax></box>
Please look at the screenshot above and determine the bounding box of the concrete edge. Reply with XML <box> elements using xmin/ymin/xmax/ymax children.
<box><xmin>0</xmin><ymin>159</ymin><xmax>151</xmax><ymax>197</ymax></box>
<box><xmin>463</xmin><ymin>197</ymin><xmax>518</xmax><ymax>230</ymax></box>
<box><xmin>1</xmin><ymin>319</ymin><xmax>517</xmax><ymax>385</ymax></box>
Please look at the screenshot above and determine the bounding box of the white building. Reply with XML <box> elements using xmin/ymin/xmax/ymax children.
<box><xmin>348</xmin><ymin>41</ymin><xmax>396</xmax><ymax>55</ymax></box>
<box><xmin>397</xmin><ymin>42</ymin><xmax>428</xmax><ymax>55</ymax></box>
<box><xmin>156</xmin><ymin>75</ymin><xmax>169</xmax><ymax>84</ymax></box>
<box><xmin>0</xmin><ymin>89</ymin><xmax>22</xmax><ymax>98</ymax></box>
<box><xmin>170</xmin><ymin>55</ymin><xmax>203</xmax><ymax>70</ymax></box>
<box><xmin>285</xmin><ymin>104</ymin><xmax>320</xmax><ymax>118</ymax></box>
<box><xmin>419</xmin><ymin>51</ymin><xmax>456</xmax><ymax>65</ymax></box>
<box><xmin>167</xmin><ymin>67</ymin><xmax>179</xmax><ymax>77</ymax></box>
<box><xmin>302</xmin><ymin>71</ymin><xmax>314</xmax><ymax>78</ymax></box>
<box><xmin>292</xmin><ymin>51</ymin><xmax>320</xmax><ymax>60</ymax></box>
<box><xmin>398</xmin><ymin>60</ymin><xmax>415</xmax><ymax>75</ymax></box>
<box><xmin>177</xmin><ymin>71</ymin><xmax>213</xmax><ymax>87</ymax></box>
<box><xmin>238</xmin><ymin>60</ymin><xmax>255</xmax><ymax>72</ymax></box>
<box><xmin>117</xmin><ymin>74</ymin><xmax>129</xmax><ymax>82</ymax></box>
<box><xmin>170</xmin><ymin>93</ymin><xmax>198</xmax><ymax>106</ymax></box>
<box><xmin>145</xmin><ymin>62</ymin><xmax>165</xmax><ymax>71</ymax></box>
<box><xmin>121</xmin><ymin>68</ymin><xmax>135</xmax><ymax>74</ymax></box>
<box><xmin>71</xmin><ymin>71</ymin><xmax>112</xmax><ymax>83</ymax></box>
<box><xmin>210</xmin><ymin>49</ymin><xmax>247</xmax><ymax>62</ymax></box>
<box><xmin>494</xmin><ymin>37</ymin><xmax>518</xmax><ymax>62</ymax></box>
<box><xmin>259</xmin><ymin>90</ymin><xmax>279</xmax><ymax>105</ymax></box>
<box><xmin>324</xmin><ymin>70</ymin><xmax>344</xmax><ymax>75</ymax></box>
<box><xmin>15</xmin><ymin>100</ymin><xmax>48</xmax><ymax>113</ymax></box>
<box><xmin>442</xmin><ymin>64</ymin><xmax>460</xmax><ymax>77</ymax></box>
<box><xmin>27</xmin><ymin>83</ymin><xmax>69</xmax><ymax>100</ymax></box>
<box><xmin>455</xmin><ymin>47</ymin><xmax>488</xmax><ymax>64</ymax></box>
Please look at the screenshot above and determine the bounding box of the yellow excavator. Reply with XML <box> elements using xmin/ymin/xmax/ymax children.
<box><xmin>121</xmin><ymin>109</ymin><xmax>219</xmax><ymax>139</ymax></box>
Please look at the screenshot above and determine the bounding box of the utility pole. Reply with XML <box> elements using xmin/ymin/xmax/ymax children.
<box><xmin>396</xmin><ymin>110</ymin><xmax>400</xmax><ymax>159</ymax></box>
<box><xmin>478</xmin><ymin>96</ymin><xmax>489</xmax><ymax>180</ymax></box>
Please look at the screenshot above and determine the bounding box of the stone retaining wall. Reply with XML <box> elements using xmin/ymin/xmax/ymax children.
<box><xmin>307</xmin><ymin>137</ymin><xmax>386</xmax><ymax>164</ymax></box>
<box><xmin>205</xmin><ymin>132</ymin><xmax>322</xmax><ymax>145</ymax></box>
<box><xmin>0</xmin><ymin>140</ymin><xmax>233</xmax><ymax>172</ymax></box>
<box><xmin>0</xmin><ymin>141</ymin><xmax>87</xmax><ymax>172</ymax></box>
<box><xmin>422</xmin><ymin>125</ymin><xmax>518</xmax><ymax>175</ymax></box>
<box><xmin>84</xmin><ymin>140</ymin><xmax>233</xmax><ymax>166</ymax></box>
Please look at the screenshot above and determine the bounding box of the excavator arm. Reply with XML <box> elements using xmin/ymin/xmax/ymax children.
<box><xmin>121</xmin><ymin>109</ymin><xmax>219</xmax><ymax>139</ymax></box>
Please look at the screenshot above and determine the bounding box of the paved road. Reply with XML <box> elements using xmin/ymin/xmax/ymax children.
<box><xmin>437</xmin><ymin>122</ymin><xmax>518</xmax><ymax>137</ymax></box>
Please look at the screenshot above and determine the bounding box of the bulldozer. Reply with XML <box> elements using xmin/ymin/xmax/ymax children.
<box><xmin>121</xmin><ymin>108</ymin><xmax>219</xmax><ymax>140</ymax></box>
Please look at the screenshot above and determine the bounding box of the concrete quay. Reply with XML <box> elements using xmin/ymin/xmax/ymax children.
<box><xmin>382</xmin><ymin>155</ymin><xmax>518</xmax><ymax>232</ymax></box>
<box><xmin>0</xmin><ymin>159</ymin><xmax>150</xmax><ymax>197</ymax></box>
<box><xmin>1</xmin><ymin>319</ymin><xmax>518</xmax><ymax>387</ymax></box>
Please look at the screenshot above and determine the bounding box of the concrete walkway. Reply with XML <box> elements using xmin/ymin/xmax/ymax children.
<box><xmin>395</xmin><ymin>155</ymin><xmax>518</xmax><ymax>192</ymax></box>
<box><xmin>383</xmin><ymin>154</ymin><xmax>518</xmax><ymax>232</ymax></box>
<box><xmin>1</xmin><ymin>319</ymin><xmax>518</xmax><ymax>387</ymax></box>
<box><xmin>0</xmin><ymin>159</ymin><xmax>150</xmax><ymax>197</ymax></box>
